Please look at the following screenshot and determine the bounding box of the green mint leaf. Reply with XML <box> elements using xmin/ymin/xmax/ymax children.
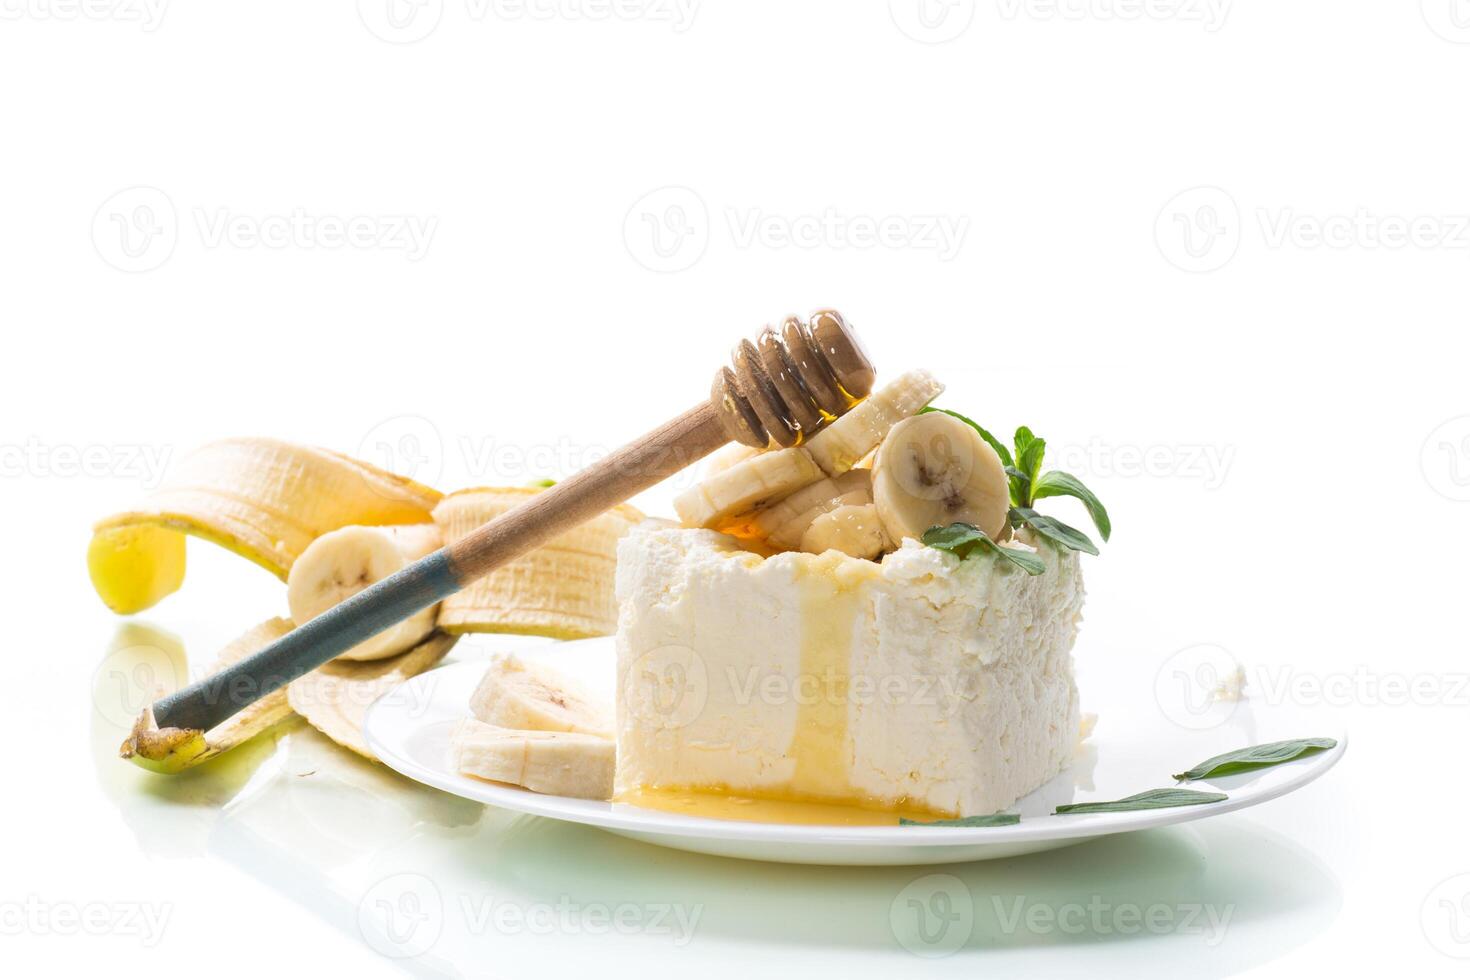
<box><xmin>1017</xmin><ymin>431</ymin><xmax>1052</xmax><ymax>502</ymax></box>
<box><xmin>1054</xmin><ymin>788</ymin><xmax>1227</xmax><ymax>815</ymax></box>
<box><xmin>920</xmin><ymin>522</ymin><xmax>989</xmax><ymax>558</ymax></box>
<box><xmin>919</xmin><ymin>407</ymin><xmax>1013</xmax><ymax>468</ymax></box>
<box><xmin>900</xmin><ymin>812</ymin><xmax>1020</xmax><ymax>827</ymax></box>
<box><xmin>1033</xmin><ymin>470</ymin><xmax>1111</xmax><ymax>542</ymax></box>
<box><xmin>1172</xmin><ymin>738</ymin><xmax>1338</xmax><ymax>781</ymax></box>
<box><xmin>1012</xmin><ymin>507</ymin><xmax>1100</xmax><ymax>556</ymax></box>
<box><xmin>992</xmin><ymin>543</ymin><xmax>1047</xmax><ymax>575</ymax></box>
<box><xmin>1013</xmin><ymin>425</ymin><xmax>1036</xmax><ymax>461</ymax></box>
<box><xmin>921</xmin><ymin>523</ymin><xmax>1047</xmax><ymax>575</ymax></box>
<box><xmin>527</xmin><ymin>478</ymin><xmax>557</xmax><ymax>488</ymax></box>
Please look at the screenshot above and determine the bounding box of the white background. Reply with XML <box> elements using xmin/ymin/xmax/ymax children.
<box><xmin>3</xmin><ymin>1</ymin><xmax>1469</xmax><ymax>977</ymax></box>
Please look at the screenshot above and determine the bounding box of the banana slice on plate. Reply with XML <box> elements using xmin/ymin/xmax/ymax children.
<box><xmin>873</xmin><ymin>411</ymin><xmax>1010</xmax><ymax>543</ymax></box>
<box><xmin>672</xmin><ymin>446</ymin><xmax>824</xmax><ymax>529</ymax></box>
<box><xmin>804</xmin><ymin>369</ymin><xmax>944</xmax><ymax>476</ymax></box>
<box><xmin>287</xmin><ymin>523</ymin><xmax>443</xmax><ymax>661</ymax></box>
<box><xmin>469</xmin><ymin>653</ymin><xmax>613</xmax><ymax>738</ymax></box>
<box><xmin>451</xmin><ymin>718</ymin><xmax>615</xmax><ymax>800</ymax></box>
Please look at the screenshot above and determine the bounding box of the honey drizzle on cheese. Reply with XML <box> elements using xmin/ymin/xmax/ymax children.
<box><xmin>788</xmin><ymin>551</ymin><xmax>871</xmax><ymax>800</ymax></box>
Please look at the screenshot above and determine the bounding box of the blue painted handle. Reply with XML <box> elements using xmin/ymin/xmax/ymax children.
<box><xmin>150</xmin><ymin>549</ymin><xmax>461</xmax><ymax>733</ymax></box>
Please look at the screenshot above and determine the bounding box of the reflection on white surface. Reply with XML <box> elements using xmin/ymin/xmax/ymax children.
<box><xmin>89</xmin><ymin>624</ymin><xmax>1345</xmax><ymax>977</ymax></box>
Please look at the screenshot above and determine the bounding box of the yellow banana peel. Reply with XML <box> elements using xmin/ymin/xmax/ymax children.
<box><xmin>432</xmin><ymin>487</ymin><xmax>642</xmax><ymax>639</ymax></box>
<box><xmin>89</xmin><ymin>438</ymin><xmax>441</xmax><ymax>614</ymax></box>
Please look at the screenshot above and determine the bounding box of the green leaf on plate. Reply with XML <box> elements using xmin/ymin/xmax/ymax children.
<box><xmin>1172</xmin><ymin>738</ymin><xmax>1338</xmax><ymax>781</ymax></box>
<box><xmin>1011</xmin><ymin>507</ymin><xmax>1100</xmax><ymax>556</ymax></box>
<box><xmin>900</xmin><ymin>812</ymin><xmax>1021</xmax><ymax>828</ymax></box>
<box><xmin>919</xmin><ymin>407</ymin><xmax>1014</xmax><ymax>469</ymax></box>
<box><xmin>1054</xmin><ymin>788</ymin><xmax>1227</xmax><ymax>815</ymax></box>
<box><xmin>921</xmin><ymin>523</ymin><xmax>1047</xmax><ymax>576</ymax></box>
<box><xmin>1032</xmin><ymin>470</ymin><xmax>1111</xmax><ymax>542</ymax></box>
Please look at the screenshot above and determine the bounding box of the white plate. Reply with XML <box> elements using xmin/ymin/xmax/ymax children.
<box><xmin>364</xmin><ymin>638</ymin><xmax>1346</xmax><ymax>866</ymax></box>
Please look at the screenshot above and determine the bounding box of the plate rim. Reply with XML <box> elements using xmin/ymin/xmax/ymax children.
<box><xmin>363</xmin><ymin>649</ymin><xmax>1348</xmax><ymax>848</ymax></box>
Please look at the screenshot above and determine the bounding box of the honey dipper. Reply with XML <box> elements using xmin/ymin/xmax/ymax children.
<box><xmin>137</xmin><ymin>310</ymin><xmax>876</xmax><ymax>737</ymax></box>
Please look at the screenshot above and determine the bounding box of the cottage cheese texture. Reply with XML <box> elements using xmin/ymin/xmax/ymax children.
<box><xmin>614</xmin><ymin>527</ymin><xmax>1085</xmax><ymax>817</ymax></box>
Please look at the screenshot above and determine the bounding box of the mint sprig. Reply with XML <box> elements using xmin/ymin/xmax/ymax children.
<box><xmin>921</xmin><ymin>523</ymin><xmax>1046</xmax><ymax>576</ymax></box>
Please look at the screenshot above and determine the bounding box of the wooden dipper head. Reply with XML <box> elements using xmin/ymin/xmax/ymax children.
<box><xmin>711</xmin><ymin>309</ymin><xmax>876</xmax><ymax>448</ymax></box>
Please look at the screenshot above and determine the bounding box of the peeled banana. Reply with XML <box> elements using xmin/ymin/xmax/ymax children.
<box><xmin>433</xmin><ymin>488</ymin><xmax>641</xmax><ymax>639</ymax></box>
<box><xmin>451</xmin><ymin>717</ymin><xmax>615</xmax><ymax>800</ymax></box>
<box><xmin>672</xmin><ymin>446</ymin><xmax>824</xmax><ymax>529</ymax></box>
<box><xmin>286</xmin><ymin>632</ymin><xmax>458</xmax><ymax>760</ymax></box>
<box><xmin>287</xmin><ymin>523</ymin><xmax>443</xmax><ymax>661</ymax></box>
<box><xmin>872</xmin><ymin>411</ymin><xmax>1010</xmax><ymax>542</ymax></box>
<box><xmin>120</xmin><ymin>618</ymin><xmax>297</xmax><ymax>773</ymax></box>
<box><xmin>469</xmin><ymin>653</ymin><xmax>613</xmax><ymax>738</ymax></box>
<box><xmin>89</xmin><ymin>438</ymin><xmax>441</xmax><ymax>614</ymax></box>
<box><xmin>804</xmin><ymin>369</ymin><xmax>944</xmax><ymax>476</ymax></box>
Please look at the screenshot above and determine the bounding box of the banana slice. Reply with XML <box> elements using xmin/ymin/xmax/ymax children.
<box><xmin>89</xmin><ymin>438</ymin><xmax>441</xmax><ymax>614</ymax></box>
<box><xmin>469</xmin><ymin>653</ymin><xmax>613</xmax><ymax>738</ymax></box>
<box><xmin>701</xmin><ymin>442</ymin><xmax>760</xmax><ymax>477</ymax></box>
<box><xmin>732</xmin><ymin>469</ymin><xmax>873</xmax><ymax>549</ymax></box>
<box><xmin>287</xmin><ymin>524</ymin><xmax>443</xmax><ymax>661</ymax></box>
<box><xmin>799</xmin><ymin>503</ymin><xmax>889</xmax><ymax>560</ymax></box>
<box><xmin>451</xmin><ymin>718</ymin><xmax>615</xmax><ymax>800</ymax></box>
<box><xmin>433</xmin><ymin>488</ymin><xmax>642</xmax><ymax>639</ymax></box>
<box><xmin>872</xmin><ymin>411</ymin><xmax>1010</xmax><ymax>543</ymax></box>
<box><xmin>672</xmin><ymin>447</ymin><xmax>824</xmax><ymax>529</ymax></box>
<box><xmin>804</xmin><ymin>369</ymin><xmax>944</xmax><ymax>476</ymax></box>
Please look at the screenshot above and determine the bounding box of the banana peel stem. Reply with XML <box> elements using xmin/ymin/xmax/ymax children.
<box><xmin>119</xmin><ymin>707</ymin><xmax>212</xmax><ymax>774</ymax></box>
